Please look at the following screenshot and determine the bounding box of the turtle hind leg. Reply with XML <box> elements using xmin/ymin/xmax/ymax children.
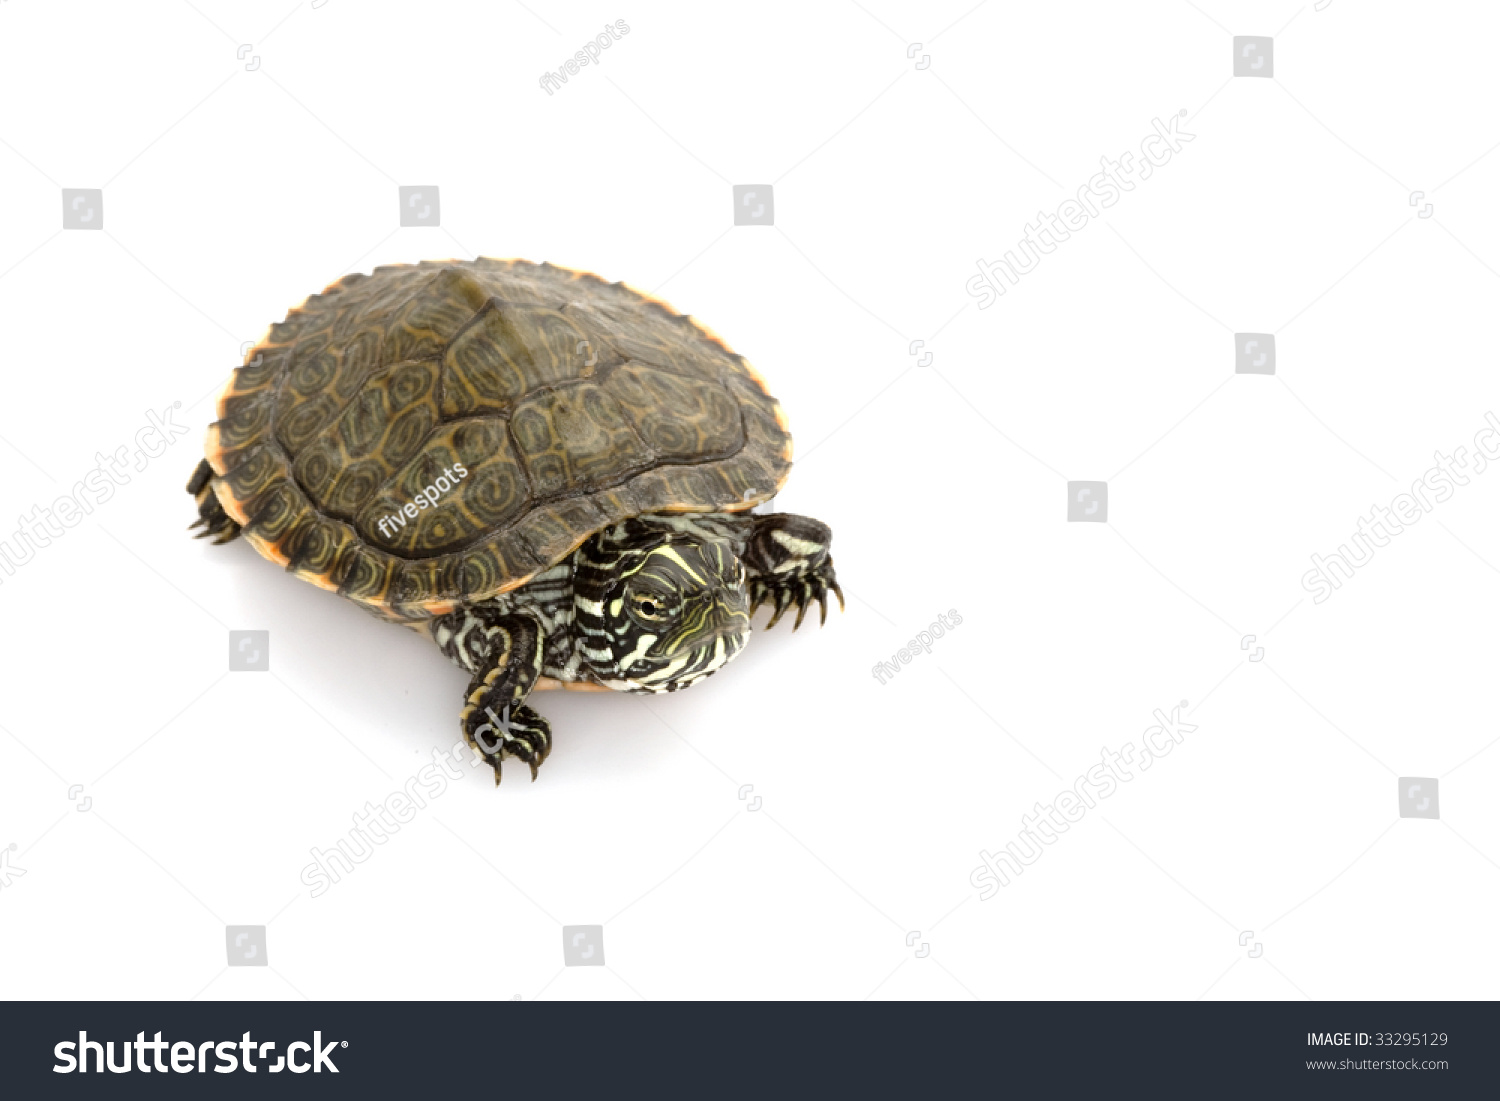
<box><xmin>186</xmin><ymin>459</ymin><xmax>241</xmax><ymax>544</ymax></box>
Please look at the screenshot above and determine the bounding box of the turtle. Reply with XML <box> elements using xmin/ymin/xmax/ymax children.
<box><xmin>187</xmin><ymin>258</ymin><xmax>842</xmax><ymax>782</ymax></box>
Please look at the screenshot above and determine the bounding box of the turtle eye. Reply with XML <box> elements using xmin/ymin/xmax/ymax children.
<box><xmin>630</xmin><ymin>592</ymin><xmax>670</xmax><ymax>622</ymax></box>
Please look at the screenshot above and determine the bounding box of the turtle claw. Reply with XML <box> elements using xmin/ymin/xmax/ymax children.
<box><xmin>482</xmin><ymin>749</ymin><xmax>540</xmax><ymax>786</ymax></box>
<box><xmin>758</xmin><ymin>558</ymin><xmax>843</xmax><ymax>633</ymax></box>
<box><xmin>765</xmin><ymin>588</ymin><xmax>793</xmax><ymax>630</ymax></box>
<box><xmin>489</xmin><ymin>755</ymin><xmax>542</xmax><ymax>786</ymax></box>
<box><xmin>465</xmin><ymin>707</ymin><xmax>551</xmax><ymax>787</ymax></box>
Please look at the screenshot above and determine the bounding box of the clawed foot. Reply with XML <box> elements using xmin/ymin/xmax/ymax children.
<box><xmin>743</xmin><ymin>513</ymin><xmax>844</xmax><ymax>630</ymax></box>
<box><xmin>750</xmin><ymin>557</ymin><xmax>844</xmax><ymax>630</ymax></box>
<box><xmin>460</xmin><ymin>694</ymin><xmax>553</xmax><ymax>784</ymax></box>
<box><xmin>186</xmin><ymin>460</ymin><xmax>241</xmax><ymax>544</ymax></box>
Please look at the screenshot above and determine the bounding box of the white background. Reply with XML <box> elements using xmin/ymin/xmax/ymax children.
<box><xmin>1</xmin><ymin>0</ymin><xmax>1498</xmax><ymax>1001</ymax></box>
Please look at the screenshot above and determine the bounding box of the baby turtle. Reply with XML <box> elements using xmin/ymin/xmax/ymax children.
<box><xmin>189</xmin><ymin>259</ymin><xmax>841</xmax><ymax>781</ymax></box>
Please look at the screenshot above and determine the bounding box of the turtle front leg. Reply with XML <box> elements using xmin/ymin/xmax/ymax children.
<box><xmin>741</xmin><ymin>513</ymin><xmax>845</xmax><ymax>630</ymax></box>
<box><xmin>432</xmin><ymin>608</ymin><xmax>553</xmax><ymax>784</ymax></box>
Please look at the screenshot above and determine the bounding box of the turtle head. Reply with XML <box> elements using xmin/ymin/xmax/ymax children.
<box><xmin>578</xmin><ymin>535</ymin><xmax>751</xmax><ymax>693</ymax></box>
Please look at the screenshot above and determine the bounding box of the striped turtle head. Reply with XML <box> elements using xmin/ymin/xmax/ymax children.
<box><xmin>576</xmin><ymin>535</ymin><xmax>751</xmax><ymax>693</ymax></box>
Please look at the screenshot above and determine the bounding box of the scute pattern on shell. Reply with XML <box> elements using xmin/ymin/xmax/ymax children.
<box><xmin>205</xmin><ymin>259</ymin><xmax>792</xmax><ymax>619</ymax></box>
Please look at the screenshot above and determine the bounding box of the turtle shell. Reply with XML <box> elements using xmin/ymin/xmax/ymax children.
<box><xmin>205</xmin><ymin>259</ymin><xmax>792</xmax><ymax>620</ymax></box>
